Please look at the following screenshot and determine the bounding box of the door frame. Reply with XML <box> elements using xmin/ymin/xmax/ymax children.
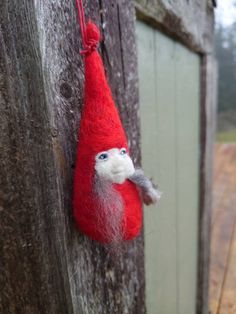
<box><xmin>135</xmin><ymin>3</ymin><xmax>217</xmax><ymax>313</ymax></box>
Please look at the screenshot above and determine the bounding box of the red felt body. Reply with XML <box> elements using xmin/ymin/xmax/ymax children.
<box><xmin>73</xmin><ymin>22</ymin><xmax>142</xmax><ymax>243</ymax></box>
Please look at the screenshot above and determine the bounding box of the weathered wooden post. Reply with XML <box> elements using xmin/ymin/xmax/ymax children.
<box><xmin>0</xmin><ymin>1</ymin><xmax>145</xmax><ymax>313</ymax></box>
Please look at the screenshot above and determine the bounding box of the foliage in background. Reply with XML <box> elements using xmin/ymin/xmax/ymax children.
<box><xmin>215</xmin><ymin>23</ymin><xmax>236</xmax><ymax>113</ymax></box>
<box><xmin>217</xmin><ymin>131</ymin><xmax>236</xmax><ymax>142</ymax></box>
<box><xmin>215</xmin><ymin>18</ymin><xmax>236</xmax><ymax>140</ymax></box>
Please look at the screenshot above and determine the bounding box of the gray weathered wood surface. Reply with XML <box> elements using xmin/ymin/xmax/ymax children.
<box><xmin>0</xmin><ymin>1</ymin><xmax>145</xmax><ymax>313</ymax></box>
<box><xmin>197</xmin><ymin>55</ymin><xmax>217</xmax><ymax>314</ymax></box>
<box><xmin>135</xmin><ymin>0</ymin><xmax>215</xmax><ymax>54</ymax></box>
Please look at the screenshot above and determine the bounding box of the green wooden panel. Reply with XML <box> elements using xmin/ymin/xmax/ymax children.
<box><xmin>175</xmin><ymin>42</ymin><xmax>200</xmax><ymax>314</ymax></box>
<box><xmin>136</xmin><ymin>21</ymin><xmax>200</xmax><ymax>314</ymax></box>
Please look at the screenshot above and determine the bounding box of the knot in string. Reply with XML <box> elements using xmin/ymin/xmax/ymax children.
<box><xmin>75</xmin><ymin>0</ymin><xmax>101</xmax><ymax>55</ymax></box>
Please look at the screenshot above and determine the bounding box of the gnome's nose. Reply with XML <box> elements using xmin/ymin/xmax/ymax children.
<box><xmin>111</xmin><ymin>165</ymin><xmax>124</xmax><ymax>174</ymax></box>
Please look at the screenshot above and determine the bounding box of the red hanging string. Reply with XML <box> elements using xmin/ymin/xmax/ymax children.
<box><xmin>75</xmin><ymin>0</ymin><xmax>87</xmax><ymax>49</ymax></box>
<box><xmin>75</xmin><ymin>0</ymin><xmax>99</xmax><ymax>55</ymax></box>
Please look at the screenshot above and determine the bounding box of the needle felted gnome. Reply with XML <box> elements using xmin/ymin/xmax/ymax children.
<box><xmin>73</xmin><ymin>7</ymin><xmax>161</xmax><ymax>244</ymax></box>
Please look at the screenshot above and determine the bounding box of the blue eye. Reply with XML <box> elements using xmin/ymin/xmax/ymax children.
<box><xmin>120</xmin><ymin>148</ymin><xmax>127</xmax><ymax>155</ymax></box>
<box><xmin>98</xmin><ymin>153</ymin><xmax>109</xmax><ymax>161</ymax></box>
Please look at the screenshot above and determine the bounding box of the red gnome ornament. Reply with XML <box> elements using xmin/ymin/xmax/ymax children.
<box><xmin>73</xmin><ymin>2</ymin><xmax>161</xmax><ymax>244</ymax></box>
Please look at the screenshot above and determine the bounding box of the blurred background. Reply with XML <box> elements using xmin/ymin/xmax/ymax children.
<box><xmin>215</xmin><ymin>1</ymin><xmax>236</xmax><ymax>140</ymax></box>
<box><xmin>209</xmin><ymin>1</ymin><xmax>236</xmax><ymax>314</ymax></box>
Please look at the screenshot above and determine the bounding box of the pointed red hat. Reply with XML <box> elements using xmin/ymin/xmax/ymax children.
<box><xmin>73</xmin><ymin>22</ymin><xmax>142</xmax><ymax>243</ymax></box>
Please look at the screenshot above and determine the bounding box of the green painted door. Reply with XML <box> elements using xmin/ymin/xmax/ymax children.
<box><xmin>136</xmin><ymin>21</ymin><xmax>200</xmax><ymax>314</ymax></box>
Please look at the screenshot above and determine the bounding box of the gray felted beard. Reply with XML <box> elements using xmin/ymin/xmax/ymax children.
<box><xmin>93</xmin><ymin>174</ymin><xmax>124</xmax><ymax>247</ymax></box>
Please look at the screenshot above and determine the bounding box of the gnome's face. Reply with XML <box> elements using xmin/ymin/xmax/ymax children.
<box><xmin>95</xmin><ymin>148</ymin><xmax>135</xmax><ymax>184</ymax></box>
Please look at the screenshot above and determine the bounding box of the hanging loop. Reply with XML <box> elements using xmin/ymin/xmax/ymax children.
<box><xmin>75</xmin><ymin>0</ymin><xmax>100</xmax><ymax>55</ymax></box>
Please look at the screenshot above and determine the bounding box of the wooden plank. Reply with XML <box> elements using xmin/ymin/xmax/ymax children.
<box><xmin>137</xmin><ymin>20</ymin><xmax>200</xmax><ymax>314</ymax></box>
<box><xmin>219</xmin><ymin>217</ymin><xmax>236</xmax><ymax>314</ymax></box>
<box><xmin>209</xmin><ymin>144</ymin><xmax>236</xmax><ymax>314</ymax></box>
<box><xmin>135</xmin><ymin>0</ymin><xmax>215</xmax><ymax>54</ymax></box>
<box><xmin>135</xmin><ymin>2</ymin><xmax>216</xmax><ymax>313</ymax></box>
<box><xmin>0</xmin><ymin>1</ymin><xmax>145</xmax><ymax>313</ymax></box>
<box><xmin>151</xmin><ymin>29</ymin><xmax>178</xmax><ymax>314</ymax></box>
<box><xmin>197</xmin><ymin>54</ymin><xmax>217</xmax><ymax>314</ymax></box>
<box><xmin>136</xmin><ymin>21</ymin><xmax>160</xmax><ymax>314</ymax></box>
<box><xmin>212</xmin><ymin>144</ymin><xmax>226</xmax><ymax>182</ymax></box>
<box><xmin>137</xmin><ymin>21</ymin><xmax>178</xmax><ymax>314</ymax></box>
<box><xmin>211</xmin><ymin>146</ymin><xmax>236</xmax><ymax>227</ymax></box>
<box><xmin>209</xmin><ymin>200</ymin><xmax>236</xmax><ymax>313</ymax></box>
<box><xmin>175</xmin><ymin>42</ymin><xmax>200</xmax><ymax>314</ymax></box>
<box><xmin>212</xmin><ymin>145</ymin><xmax>227</xmax><ymax>192</ymax></box>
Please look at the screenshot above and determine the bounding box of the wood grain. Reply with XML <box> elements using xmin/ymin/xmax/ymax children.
<box><xmin>135</xmin><ymin>0</ymin><xmax>215</xmax><ymax>54</ymax></box>
<box><xmin>209</xmin><ymin>144</ymin><xmax>236</xmax><ymax>314</ymax></box>
<box><xmin>219</xmin><ymin>218</ymin><xmax>236</xmax><ymax>314</ymax></box>
<box><xmin>0</xmin><ymin>1</ymin><xmax>145</xmax><ymax>313</ymax></box>
<box><xmin>197</xmin><ymin>55</ymin><xmax>217</xmax><ymax>314</ymax></box>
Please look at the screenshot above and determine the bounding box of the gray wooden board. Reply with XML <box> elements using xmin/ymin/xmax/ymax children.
<box><xmin>0</xmin><ymin>1</ymin><xmax>145</xmax><ymax>313</ymax></box>
<box><xmin>136</xmin><ymin>20</ymin><xmax>200</xmax><ymax>314</ymax></box>
<box><xmin>197</xmin><ymin>55</ymin><xmax>217</xmax><ymax>314</ymax></box>
<box><xmin>135</xmin><ymin>0</ymin><xmax>215</xmax><ymax>54</ymax></box>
